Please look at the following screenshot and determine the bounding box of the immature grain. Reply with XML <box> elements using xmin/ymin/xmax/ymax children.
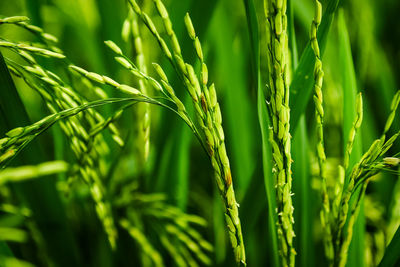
<box><xmin>0</xmin><ymin>98</ymin><xmax>129</xmax><ymax>248</ymax></box>
<box><xmin>0</xmin><ymin>161</ymin><xmax>68</xmax><ymax>185</ymax></box>
<box><xmin>6</xmin><ymin>59</ymin><xmax>126</xmax><ymax>246</ymax></box>
<box><xmin>0</xmin><ymin>101</ymin><xmax>103</xmax><ymax>166</ymax></box>
<box><xmin>307</xmin><ymin>0</ymin><xmax>336</xmax><ymax>262</ymax></box>
<box><xmin>116</xmin><ymin>184</ymin><xmax>212</xmax><ymax>266</ymax></box>
<box><xmin>127</xmin><ymin>11</ymin><xmax>151</xmax><ymax>169</ymax></box>
<box><xmin>120</xmin><ymin>219</ymin><xmax>164</xmax><ymax>267</ymax></box>
<box><xmin>126</xmin><ymin>3</ymin><xmax>246</xmax><ymax>264</ymax></box>
<box><xmin>343</xmin><ymin>93</ymin><xmax>363</xmax><ymax>170</ymax></box>
<box><xmin>67</xmin><ymin>69</ymin><xmax>125</xmax><ymax>146</ymax></box>
<box><xmin>159</xmin><ymin>234</ymin><xmax>186</xmax><ymax>267</ymax></box>
<box><xmin>0</xmin><ymin>17</ymin><xmax>58</xmax><ymax>44</ymax></box>
<box><xmin>9</xmin><ymin>57</ymin><xmax>123</xmax><ymax>153</ymax></box>
<box><xmin>0</xmin><ymin>40</ymin><xmax>64</xmax><ymax>58</ymax></box>
<box><xmin>165</xmin><ymin>224</ymin><xmax>211</xmax><ymax>266</ymax></box>
<box><xmin>183</xmin><ymin>12</ymin><xmax>248</xmax><ymax>265</ymax></box>
<box><xmin>0</xmin><ymin>16</ymin><xmax>29</xmax><ymax>24</ymax></box>
<box><xmin>264</xmin><ymin>0</ymin><xmax>295</xmax><ymax>265</ymax></box>
<box><xmin>383</xmin><ymin>91</ymin><xmax>400</xmax><ymax>135</ymax></box>
<box><xmin>177</xmin><ymin>244</ymin><xmax>198</xmax><ymax>267</ymax></box>
<box><xmin>334</xmin><ymin>91</ymin><xmax>400</xmax><ymax>267</ymax></box>
<box><xmin>69</xmin><ymin>65</ymin><xmax>141</xmax><ymax>95</ymax></box>
<box><xmin>104</xmin><ymin>43</ymin><xmax>197</xmax><ymax>132</ymax></box>
<box><xmin>334</xmin><ymin>139</ymin><xmax>379</xmax><ymax>266</ymax></box>
<box><xmin>0</xmin><ymin>13</ymin><xmax>218</xmax><ymax>264</ymax></box>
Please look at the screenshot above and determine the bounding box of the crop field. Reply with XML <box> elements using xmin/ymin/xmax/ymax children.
<box><xmin>0</xmin><ymin>0</ymin><xmax>400</xmax><ymax>266</ymax></box>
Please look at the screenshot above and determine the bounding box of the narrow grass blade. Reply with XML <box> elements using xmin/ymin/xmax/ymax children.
<box><xmin>0</xmin><ymin>242</ymin><xmax>13</xmax><ymax>257</ymax></box>
<box><xmin>240</xmin><ymin>167</ymin><xmax>269</xmax><ymax>266</ymax></box>
<box><xmin>337</xmin><ymin>10</ymin><xmax>365</xmax><ymax>267</ymax></box>
<box><xmin>155</xmin><ymin>95</ymin><xmax>192</xmax><ymax>209</ymax></box>
<box><xmin>24</xmin><ymin>0</ymin><xmax>43</xmax><ymax>26</ymax></box>
<box><xmin>293</xmin><ymin>116</ymin><xmax>314</xmax><ymax>267</ymax></box>
<box><xmin>288</xmin><ymin>0</ymin><xmax>298</xmax><ymax>69</ymax></box>
<box><xmin>257</xmin><ymin>82</ymin><xmax>279</xmax><ymax>267</ymax></box>
<box><xmin>378</xmin><ymin>225</ymin><xmax>400</xmax><ymax>267</ymax></box>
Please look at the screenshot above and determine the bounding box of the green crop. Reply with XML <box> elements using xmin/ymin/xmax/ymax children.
<box><xmin>0</xmin><ymin>0</ymin><xmax>400</xmax><ymax>267</ymax></box>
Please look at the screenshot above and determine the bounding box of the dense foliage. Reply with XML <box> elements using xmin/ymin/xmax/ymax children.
<box><xmin>1</xmin><ymin>0</ymin><xmax>400</xmax><ymax>266</ymax></box>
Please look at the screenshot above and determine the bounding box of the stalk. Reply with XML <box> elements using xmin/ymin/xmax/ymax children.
<box><xmin>181</xmin><ymin>11</ymin><xmax>247</xmax><ymax>267</ymax></box>
<box><xmin>5</xmin><ymin>52</ymin><xmax>121</xmax><ymax>249</ymax></box>
<box><xmin>334</xmin><ymin>91</ymin><xmax>400</xmax><ymax>267</ymax></box>
<box><xmin>127</xmin><ymin>0</ymin><xmax>246</xmax><ymax>264</ymax></box>
<box><xmin>130</xmin><ymin>11</ymin><xmax>151</xmax><ymax>169</ymax></box>
<box><xmin>264</xmin><ymin>1</ymin><xmax>295</xmax><ymax>266</ymax></box>
<box><xmin>309</xmin><ymin>0</ymin><xmax>334</xmax><ymax>263</ymax></box>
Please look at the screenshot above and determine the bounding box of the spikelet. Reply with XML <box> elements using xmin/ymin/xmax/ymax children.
<box><xmin>264</xmin><ymin>0</ymin><xmax>295</xmax><ymax>265</ymax></box>
<box><xmin>127</xmin><ymin>0</ymin><xmax>246</xmax><ymax>264</ymax></box>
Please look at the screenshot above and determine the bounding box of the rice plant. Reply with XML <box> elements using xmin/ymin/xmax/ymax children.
<box><xmin>1</xmin><ymin>0</ymin><xmax>400</xmax><ymax>266</ymax></box>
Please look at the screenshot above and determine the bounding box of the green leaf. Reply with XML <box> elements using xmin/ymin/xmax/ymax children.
<box><xmin>337</xmin><ymin>10</ymin><xmax>365</xmax><ymax>267</ymax></box>
<box><xmin>288</xmin><ymin>0</ymin><xmax>298</xmax><ymax>69</ymax></box>
<box><xmin>292</xmin><ymin>116</ymin><xmax>314</xmax><ymax>267</ymax></box>
<box><xmin>379</xmin><ymin>225</ymin><xmax>400</xmax><ymax>267</ymax></box>
<box><xmin>0</xmin><ymin>242</ymin><xmax>13</xmax><ymax>257</ymax></box>
<box><xmin>155</xmin><ymin>94</ymin><xmax>192</xmax><ymax>209</ymax></box>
